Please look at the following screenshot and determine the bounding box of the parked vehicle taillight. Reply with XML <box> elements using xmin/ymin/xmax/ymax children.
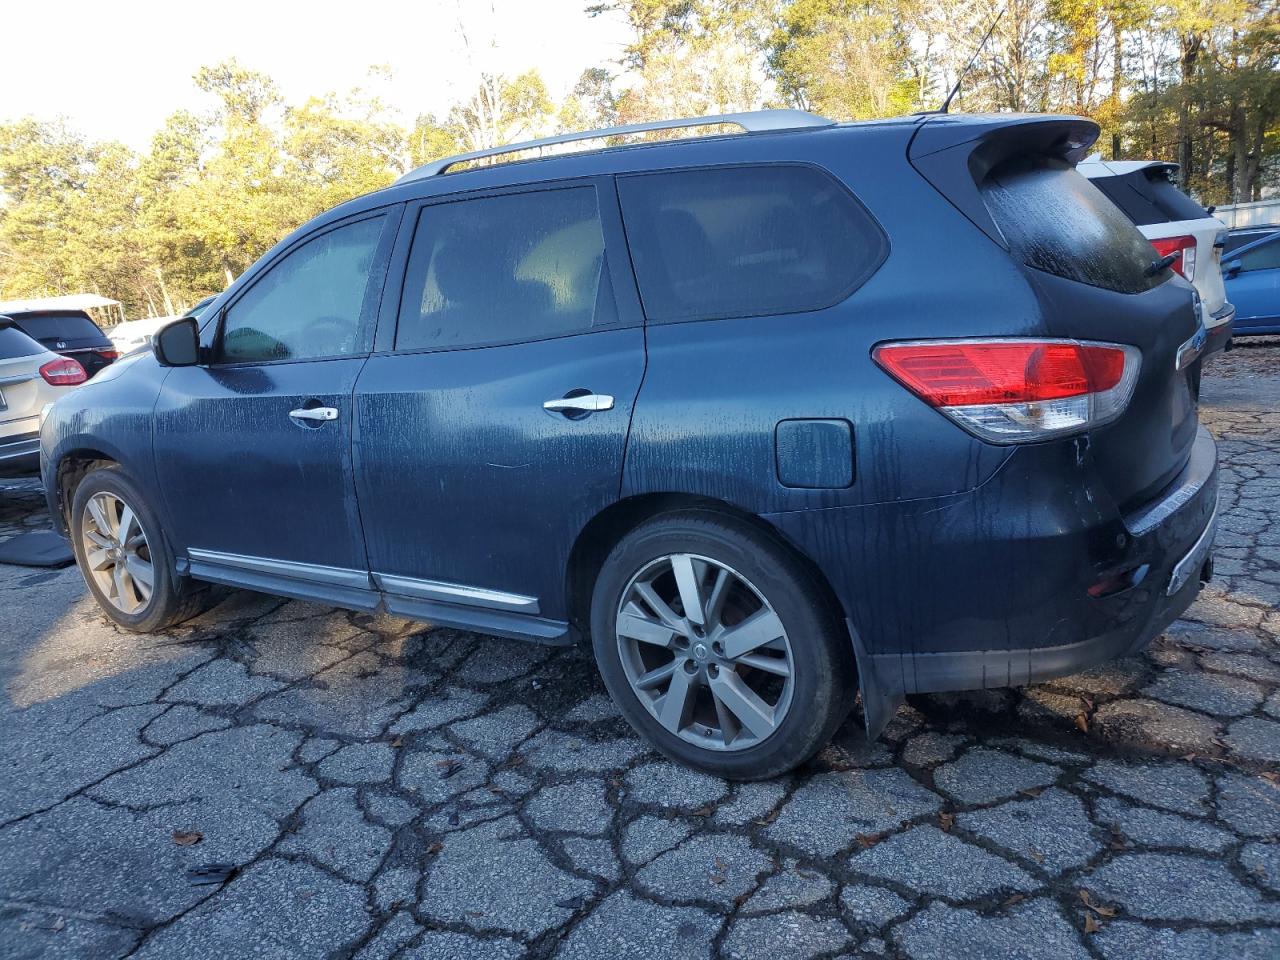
<box><xmin>873</xmin><ymin>339</ymin><xmax>1141</xmax><ymax>443</ymax></box>
<box><xmin>97</xmin><ymin>349</ymin><xmax>121</xmax><ymax>360</ymax></box>
<box><xmin>1150</xmin><ymin>235</ymin><xmax>1197</xmax><ymax>279</ymax></box>
<box><xmin>39</xmin><ymin>357</ymin><xmax>88</xmax><ymax>386</ymax></box>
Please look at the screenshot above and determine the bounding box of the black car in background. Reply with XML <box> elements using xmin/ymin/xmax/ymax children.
<box><xmin>3</xmin><ymin>309</ymin><xmax>119</xmax><ymax>378</ymax></box>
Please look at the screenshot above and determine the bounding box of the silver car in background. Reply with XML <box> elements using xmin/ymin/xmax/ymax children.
<box><xmin>0</xmin><ymin>316</ymin><xmax>87</xmax><ymax>475</ymax></box>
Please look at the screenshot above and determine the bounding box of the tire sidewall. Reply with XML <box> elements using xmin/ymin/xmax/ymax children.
<box><xmin>590</xmin><ymin>512</ymin><xmax>852</xmax><ymax>779</ymax></box>
<box><xmin>70</xmin><ymin>466</ymin><xmax>179</xmax><ymax>632</ymax></box>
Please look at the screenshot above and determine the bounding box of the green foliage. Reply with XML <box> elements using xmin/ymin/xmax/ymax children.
<box><xmin>1</xmin><ymin>8</ymin><xmax>1276</xmax><ymax>317</ymax></box>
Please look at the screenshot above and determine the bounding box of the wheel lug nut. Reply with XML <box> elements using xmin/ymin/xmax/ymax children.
<box><xmin>707</xmin><ymin>664</ymin><xmax>719</xmax><ymax>678</ymax></box>
<box><xmin>683</xmin><ymin>660</ymin><xmax>698</xmax><ymax>675</ymax></box>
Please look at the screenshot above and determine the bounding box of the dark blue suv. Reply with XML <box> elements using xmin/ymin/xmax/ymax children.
<box><xmin>40</xmin><ymin>110</ymin><xmax>1218</xmax><ymax>778</ymax></box>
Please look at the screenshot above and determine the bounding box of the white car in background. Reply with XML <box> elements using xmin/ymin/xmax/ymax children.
<box><xmin>1079</xmin><ymin>158</ymin><xmax>1234</xmax><ymax>355</ymax></box>
<box><xmin>105</xmin><ymin>296</ymin><xmax>219</xmax><ymax>357</ymax></box>
<box><xmin>0</xmin><ymin>317</ymin><xmax>87</xmax><ymax>476</ymax></box>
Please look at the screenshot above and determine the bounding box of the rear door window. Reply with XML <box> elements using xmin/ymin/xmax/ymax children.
<box><xmin>0</xmin><ymin>325</ymin><xmax>44</xmax><ymax>360</ymax></box>
<box><xmin>616</xmin><ymin>165</ymin><xmax>886</xmax><ymax>323</ymax></box>
<box><xmin>396</xmin><ymin>185</ymin><xmax>614</xmax><ymax>351</ymax></box>
<box><xmin>982</xmin><ymin>157</ymin><xmax>1168</xmax><ymax>294</ymax></box>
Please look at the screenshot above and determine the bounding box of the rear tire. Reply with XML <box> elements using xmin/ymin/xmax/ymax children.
<box><xmin>590</xmin><ymin>510</ymin><xmax>855</xmax><ymax>780</ymax></box>
<box><xmin>70</xmin><ymin>465</ymin><xmax>208</xmax><ymax>632</ymax></box>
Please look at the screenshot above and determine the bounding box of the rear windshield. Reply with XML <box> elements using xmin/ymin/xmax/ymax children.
<box><xmin>981</xmin><ymin>156</ymin><xmax>1168</xmax><ymax>294</ymax></box>
<box><xmin>0</xmin><ymin>325</ymin><xmax>44</xmax><ymax>360</ymax></box>
<box><xmin>12</xmin><ymin>312</ymin><xmax>103</xmax><ymax>340</ymax></box>
<box><xmin>1090</xmin><ymin>168</ymin><xmax>1208</xmax><ymax>226</ymax></box>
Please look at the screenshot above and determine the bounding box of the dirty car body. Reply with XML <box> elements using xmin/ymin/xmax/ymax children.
<box><xmin>40</xmin><ymin>110</ymin><xmax>1218</xmax><ymax>777</ymax></box>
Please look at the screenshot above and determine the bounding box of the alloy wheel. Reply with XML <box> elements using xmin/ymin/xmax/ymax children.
<box><xmin>80</xmin><ymin>492</ymin><xmax>154</xmax><ymax>615</ymax></box>
<box><xmin>615</xmin><ymin>553</ymin><xmax>794</xmax><ymax>751</ymax></box>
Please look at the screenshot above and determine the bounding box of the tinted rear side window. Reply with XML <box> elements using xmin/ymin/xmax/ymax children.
<box><xmin>1091</xmin><ymin>169</ymin><xmax>1207</xmax><ymax>226</ymax></box>
<box><xmin>397</xmin><ymin>186</ymin><xmax>614</xmax><ymax>351</ymax></box>
<box><xmin>617</xmin><ymin>165</ymin><xmax>886</xmax><ymax>323</ymax></box>
<box><xmin>982</xmin><ymin>157</ymin><xmax>1167</xmax><ymax>294</ymax></box>
<box><xmin>0</xmin><ymin>325</ymin><xmax>44</xmax><ymax>360</ymax></box>
<box><xmin>12</xmin><ymin>312</ymin><xmax>103</xmax><ymax>340</ymax></box>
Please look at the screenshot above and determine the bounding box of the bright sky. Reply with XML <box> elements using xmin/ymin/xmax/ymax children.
<box><xmin>1</xmin><ymin>0</ymin><xmax>632</xmax><ymax>149</ymax></box>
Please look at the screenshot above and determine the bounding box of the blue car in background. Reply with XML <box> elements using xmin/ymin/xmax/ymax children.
<box><xmin>1223</xmin><ymin>230</ymin><xmax>1280</xmax><ymax>336</ymax></box>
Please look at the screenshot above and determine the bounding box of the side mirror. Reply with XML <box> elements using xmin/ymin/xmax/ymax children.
<box><xmin>153</xmin><ymin>317</ymin><xmax>201</xmax><ymax>367</ymax></box>
<box><xmin>1224</xmin><ymin>259</ymin><xmax>1243</xmax><ymax>279</ymax></box>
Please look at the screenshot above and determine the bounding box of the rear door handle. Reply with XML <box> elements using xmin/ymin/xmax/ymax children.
<box><xmin>543</xmin><ymin>394</ymin><xmax>615</xmax><ymax>413</ymax></box>
<box><xmin>289</xmin><ymin>406</ymin><xmax>339</xmax><ymax>422</ymax></box>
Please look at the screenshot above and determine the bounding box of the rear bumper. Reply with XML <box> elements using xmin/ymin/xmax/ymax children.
<box><xmin>0</xmin><ymin>430</ymin><xmax>41</xmax><ymax>471</ymax></box>
<box><xmin>766</xmin><ymin>423</ymin><xmax>1218</xmax><ymax>735</ymax></box>
<box><xmin>1205</xmin><ymin>303</ymin><xmax>1234</xmax><ymax>356</ymax></box>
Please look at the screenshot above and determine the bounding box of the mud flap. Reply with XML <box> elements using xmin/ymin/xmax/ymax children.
<box><xmin>847</xmin><ymin>619</ymin><xmax>905</xmax><ymax>740</ymax></box>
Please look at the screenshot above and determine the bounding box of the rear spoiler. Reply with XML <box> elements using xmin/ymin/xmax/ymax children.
<box><xmin>908</xmin><ymin>114</ymin><xmax>1100</xmax><ymax>248</ymax></box>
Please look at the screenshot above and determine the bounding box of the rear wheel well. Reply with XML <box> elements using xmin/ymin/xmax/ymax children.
<box><xmin>565</xmin><ymin>493</ymin><xmax>851</xmax><ymax>651</ymax></box>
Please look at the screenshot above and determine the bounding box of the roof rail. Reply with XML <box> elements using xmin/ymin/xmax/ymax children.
<box><xmin>395</xmin><ymin>109</ymin><xmax>834</xmax><ymax>184</ymax></box>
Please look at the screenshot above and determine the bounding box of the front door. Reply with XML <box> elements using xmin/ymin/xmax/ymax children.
<box><xmin>154</xmin><ymin>210</ymin><xmax>397</xmax><ymax>606</ymax></box>
<box><xmin>354</xmin><ymin>180</ymin><xmax>646</xmax><ymax>633</ymax></box>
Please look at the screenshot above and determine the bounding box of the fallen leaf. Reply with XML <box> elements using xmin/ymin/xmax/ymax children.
<box><xmin>752</xmin><ymin>809</ymin><xmax>780</xmax><ymax>827</ymax></box>
<box><xmin>938</xmin><ymin>812</ymin><xmax>955</xmax><ymax>832</ymax></box>
<box><xmin>1261</xmin><ymin>772</ymin><xmax>1280</xmax><ymax>786</ymax></box>
<box><xmin>855</xmin><ymin>832</ymin><xmax>884</xmax><ymax>849</ymax></box>
<box><xmin>1092</xmin><ymin>904</ymin><xmax>1118</xmax><ymax>918</ymax></box>
<box><xmin>1018</xmin><ymin>787</ymin><xmax>1044</xmax><ymax>799</ymax></box>
<box><xmin>1074</xmin><ymin>713</ymin><xmax>1090</xmax><ymax>734</ymax></box>
<box><xmin>1079</xmin><ymin>889</ymin><xmax>1095</xmax><ymax>907</ymax></box>
<box><xmin>436</xmin><ymin>758</ymin><xmax>463</xmax><ymax>779</ymax></box>
<box><xmin>391</xmin><ymin>737</ymin><xmax>403</xmax><ymax>748</ymax></box>
<box><xmin>690</xmin><ymin>804</ymin><xmax>715</xmax><ymax>818</ymax></box>
<box><xmin>710</xmin><ymin>856</ymin><xmax>728</xmax><ymax>885</ymax></box>
<box><xmin>1001</xmin><ymin>893</ymin><xmax>1026</xmax><ymax>908</ymax></box>
<box><xmin>172</xmin><ymin>830</ymin><xmax>203</xmax><ymax>846</ymax></box>
<box><xmin>426</xmin><ymin>841</ymin><xmax>444</xmax><ymax>855</ymax></box>
<box><xmin>1084</xmin><ymin>912</ymin><xmax>1101</xmax><ymax>934</ymax></box>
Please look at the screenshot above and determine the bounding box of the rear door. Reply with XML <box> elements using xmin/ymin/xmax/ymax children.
<box><xmin>354</xmin><ymin>178</ymin><xmax>645</xmax><ymax>632</ymax></box>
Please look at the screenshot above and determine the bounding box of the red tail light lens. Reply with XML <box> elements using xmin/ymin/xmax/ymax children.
<box><xmin>874</xmin><ymin>339</ymin><xmax>1141</xmax><ymax>443</ymax></box>
<box><xmin>1150</xmin><ymin>235</ymin><xmax>1197</xmax><ymax>279</ymax></box>
<box><xmin>39</xmin><ymin>357</ymin><xmax>88</xmax><ymax>386</ymax></box>
<box><xmin>97</xmin><ymin>349</ymin><xmax>120</xmax><ymax>360</ymax></box>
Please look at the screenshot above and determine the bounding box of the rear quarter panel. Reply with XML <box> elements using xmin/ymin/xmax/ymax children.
<box><xmin>621</xmin><ymin>126</ymin><xmax>1036</xmax><ymax>515</ymax></box>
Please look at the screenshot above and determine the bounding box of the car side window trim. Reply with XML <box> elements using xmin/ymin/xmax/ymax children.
<box><xmin>614</xmin><ymin>161</ymin><xmax>889</xmax><ymax>325</ymax></box>
<box><xmin>208</xmin><ymin>206</ymin><xmax>403</xmax><ymax>368</ymax></box>
<box><xmin>372</xmin><ymin>176</ymin><xmax>642</xmax><ymax>357</ymax></box>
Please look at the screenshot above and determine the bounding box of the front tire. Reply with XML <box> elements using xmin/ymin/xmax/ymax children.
<box><xmin>590</xmin><ymin>511</ymin><xmax>855</xmax><ymax>780</ymax></box>
<box><xmin>70</xmin><ymin>465</ymin><xmax>206</xmax><ymax>632</ymax></box>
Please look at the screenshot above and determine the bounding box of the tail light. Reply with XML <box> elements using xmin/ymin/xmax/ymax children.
<box><xmin>97</xmin><ymin>349</ymin><xmax>121</xmax><ymax>360</ymax></box>
<box><xmin>39</xmin><ymin>357</ymin><xmax>88</xmax><ymax>386</ymax></box>
<box><xmin>1150</xmin><ymin>235</ymin><xmax>1197</xmax><ymax>279</ymax></box>
<box><xmin>873</xmin><ymin>339</ymin><xmax>1141</xmax><ymax>443</ymax></box>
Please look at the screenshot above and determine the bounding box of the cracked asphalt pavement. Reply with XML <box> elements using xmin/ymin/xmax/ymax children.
<box><xmin>1</xmin><ymin>342</ymin><xmax>1278</xmax><ymax>960</ymax></box>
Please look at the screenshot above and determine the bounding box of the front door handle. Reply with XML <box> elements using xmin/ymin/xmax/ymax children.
<box><xmin>543</xmin><ymin>394</ymin><xmax>615</xmax><ymax>413</ymax></box>
<box><xmin>289</xmin><ymin>406</ymin><xmax>339</xmax><ymax>422</ymax></box>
